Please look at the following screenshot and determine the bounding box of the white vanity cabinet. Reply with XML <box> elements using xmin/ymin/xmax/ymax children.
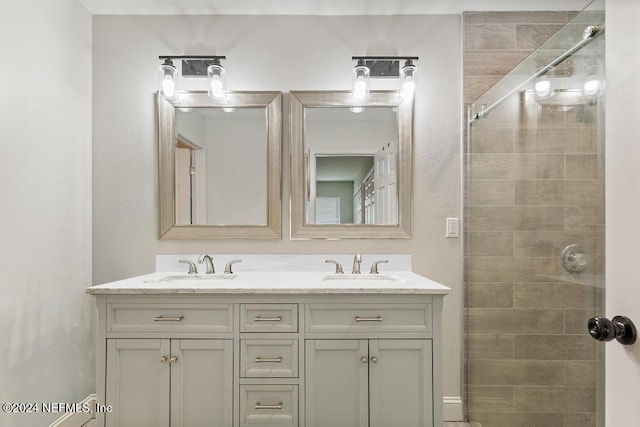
<box><xmin>305</xmin><ymin>339</ymin><xmax>433</xmax><ymax>427</ymax></box>
<box><xmin>304</xmin><ymin>303</ymin><xmax>435</xmax><ymax>427</ymax></box>
<box><xmin>105</xmin><ymin>338</ymin><xmax>233</xmax><ymax>427</ymax></box>
<box><xmin>90</xmin><ymin>276</ymin><xmax>447</xmax><ymax>427</ymax></box>
<box><xmin>100</xmin><ymin>301</ymin><xmax>234</xmax><ymax>427</ymax></box>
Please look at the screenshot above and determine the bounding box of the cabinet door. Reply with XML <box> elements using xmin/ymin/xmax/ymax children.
<box><xmin>106</xmin><ymin>339</ymin><xmax>170</xmax><ymax>427</ymax></box>
<box><xmin>170</xmin><ymin>339</ymin><xmax>233</xmax><ymax>427</ymax></box>
<box><xmin>368</xmin><ymin>339</ymin><xmax>433</xmax><ymax>427</ymax></box>
<box><xmin>305</xmin><ymin>340</ymin><xmax>368</xmax><ymax>427</ymax></box>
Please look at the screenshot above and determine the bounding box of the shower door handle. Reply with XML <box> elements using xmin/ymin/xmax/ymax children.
<box><xmin>587</xmin><ymin>315</ymin><xmax>637</xmax><ymax>345</ymax></box>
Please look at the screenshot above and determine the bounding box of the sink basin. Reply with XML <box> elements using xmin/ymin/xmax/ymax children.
<box><xmin>321</xmin><ymin>274</ymin><xmax>400</xmax><ymax>285</ymax></box>
<box><xmin>144</xmin><ymin>274</ymin><xmax>237</xmax><ymax>284</ymax></box>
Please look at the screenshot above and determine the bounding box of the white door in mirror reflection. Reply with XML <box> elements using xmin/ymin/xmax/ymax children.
<box><xmin>175</xmin><ymin>146</ymin><xmax>192</xmax><ymax>224</ymax></box>
<box><xmin>374</xmin><ymin>140</ymin><xmax>397</xmax><ymax>224</ymax></box>
<box><xmin>304</xmin><ymin>106</ymin><xmax>399</xmax><ymax>226</ymax></box>
<box><xmin>174</xmin><ymin>108</ymin><xmax>268</xmax><ymax>226</ymax></box>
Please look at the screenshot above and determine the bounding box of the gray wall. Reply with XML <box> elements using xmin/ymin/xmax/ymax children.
<box><xmin>92</xmin><ymin>14</ymin><xmax>464</xmax><ymax>414</ymax></box>
<box><xmin>0</xmin><ymin>1</ymin><xmax>93</xmax><ymax>426</ymax></box>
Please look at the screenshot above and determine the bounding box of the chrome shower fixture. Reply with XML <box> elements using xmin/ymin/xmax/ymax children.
<box><xmin>158</xmin><ymin>55</ymin><xmax>227</xmax><ymax>99</ymax></box>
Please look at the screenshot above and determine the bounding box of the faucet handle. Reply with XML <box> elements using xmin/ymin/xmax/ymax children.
<box><xmin>325</xmin><ymin>260</ymin><xmax>344</xmax><ymax>274</ymax></box>
<box><xmin>224</xmin><ymin>259</ymin><xmax>242</xmax><ymax>274</ymax></box>
<box><xmin>179</xmin><ymin>259</ymin><xmax>198</xmax><ymax>275</ymax></box>
<box><xmin>369</xmin><ymin>259</ymin><xmax>389</xmax><ymax>274</ymax></box>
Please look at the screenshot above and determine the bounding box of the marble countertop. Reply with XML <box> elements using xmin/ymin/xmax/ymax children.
<box><xmin>86</xmin><ymin>271</ymin><xmax>450</xmax><ymax>295</ymax></box>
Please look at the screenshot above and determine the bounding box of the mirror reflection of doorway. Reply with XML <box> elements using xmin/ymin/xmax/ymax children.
<box><xmin>313</xmin><ymin>155</ymin><xmax>373</xmax><ymax>224</ymax></box>
<box><xmin>174</xmin><ymin>135</ymin><xmax>206</xmax><ymax>225</ymax></box>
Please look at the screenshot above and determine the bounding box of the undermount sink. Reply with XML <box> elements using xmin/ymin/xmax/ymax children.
<box><xmin>144</xmin><ymin>274</ymin><xmax>237</xmax><ymax>284</ymax></box>
<box><xmin>321</xmin><ymin>274</ymin><xmax>400</xmax><ymax>284</ymax></box>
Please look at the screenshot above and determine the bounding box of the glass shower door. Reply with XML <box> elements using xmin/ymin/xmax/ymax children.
<box><xmin>464</xmin><ymin>3</ymin><xmax>605</xmax><ymax>426</ymax></box>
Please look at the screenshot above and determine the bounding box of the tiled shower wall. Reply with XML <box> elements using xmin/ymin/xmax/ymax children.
<box><xmin>463</xmin><ymin>12</ymin><xmax>604</xmax><ymax>427</ymax></box>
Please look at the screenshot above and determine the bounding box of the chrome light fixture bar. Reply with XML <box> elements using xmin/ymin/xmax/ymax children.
<box><xmin>158</xmin><ymin>55</ymin><xmax>227</xmax><ymax>99</ymax></box>
<box><xmin>351</xmin><ymin>56</ymin><xmax>419</xmax><ymax>100</ymax></box>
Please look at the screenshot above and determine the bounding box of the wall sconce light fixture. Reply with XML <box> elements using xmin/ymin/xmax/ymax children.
<box><xmin>159</xmin><ymin>59</ymin><xmax>177</xmax><ymax>98</ymax></box>
<box><xmin>401</xmin><ymin>59</ymin><xmax>417</xmax><ymax>96</ymax></box>
<box><xmin>351</xmin><ymin>56</ymin><xmax>419</xmax><ymax>99</ymax></box>
<box><xmin>158</xmin><ymin>55</ymin><xmax>227</xmax><ymax>99</ymax></box>
<box><xmin>352</xmin><ymin>59</ymin><xmax>370</xmax><ymax>100</ymax></box>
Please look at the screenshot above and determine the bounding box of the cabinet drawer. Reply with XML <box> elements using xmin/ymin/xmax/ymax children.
<box><xmin>240</xmin><ymin>385</ymin><xmax>298</xmax><ymax>426</ymax></box>
<box><xmin>305</xmin><ymin>304</ymin><xmax>432</xmax><ymax>334</ymax></box>
<box><xmin>107</xmin><ymin>303</ymin><xmax>233</xmax><ymax>333</ymax></box>
<box><xmin>241</xmin><ymin>304</ymin><xmax>298</xmax><ymax>333</ymax></box>
<box><xmin>241</xmin><ymin>340</ymin><xmax>298</xmax><ymax>378</ymax></box>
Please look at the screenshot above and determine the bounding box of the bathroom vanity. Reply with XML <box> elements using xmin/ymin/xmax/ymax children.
<box><xmin>87</xmin><ymin>270</ymin><xmax>449</xmax><ymax>427</ymax></box>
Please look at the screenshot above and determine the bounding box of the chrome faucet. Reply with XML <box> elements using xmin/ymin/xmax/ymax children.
<box><xmin>224</xmin><ymin>259</ymin><xmax>242</xmax><ymax>274</ymax></box>
<box><xmin>179</xmin><ymin>259</ymin><xmax>198</xmax><ymax>274</ymax></box>
<box><xmin>369</xmin><ymin>259</ymin><xmax>389</xmax><ymax>274</ymax></box>
<box><xmin>352</xmin><ymin>253</ymin><xmax>362</xmax><ymax>274</ymax></box>
<box><xmin>197</xmin><ymin>254</ymin><xmax>215</xmax><ymax>274</ymax></box>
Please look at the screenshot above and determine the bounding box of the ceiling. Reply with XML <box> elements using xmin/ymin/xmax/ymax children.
<box><xmin>77</xmin><ymin>0</ymin><xmax>592</xmax><ymax>16</ymax></box>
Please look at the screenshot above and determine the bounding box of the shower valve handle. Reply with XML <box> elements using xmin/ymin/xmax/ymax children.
<box><xmin>587</xmin><ymin>315</ymin><xmax>637</xmax><ymax>345</ymax></box>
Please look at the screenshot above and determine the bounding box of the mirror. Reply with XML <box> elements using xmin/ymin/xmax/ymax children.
<box><xmin>290</xmin><ymin>91</ymin><xmax>413</xmax><ymax>238</ymax></box>
<box><xmin>158</xmin><ymin>91</ymin><xmax>282</xmax><ymax>239</ymax></box>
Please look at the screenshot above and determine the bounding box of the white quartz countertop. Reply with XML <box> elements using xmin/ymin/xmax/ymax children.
<box><xmin>86</xmin><ymin>271</ymin><xmax>450</xmax><ymax>295</ymax></box>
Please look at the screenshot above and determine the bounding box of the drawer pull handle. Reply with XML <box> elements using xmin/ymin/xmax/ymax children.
<box><xmin>254</xmin><ymin>357</ymin><xmax>283</xmax><ymax>363</ymax></box>
<box><xmin>253</xmin><ymin>316</ymin><xmax>282</xmax><ymax>322</ymax></box>
<box><xmin>255</xmin><ymin>402</ymin><xmax>283</xmax><ymax>410</ymax></box>
<box><xmin>153</xmin><ymin>316</ymin><xmax>184</xmax><ymax>322</ymax></box>
<box><xmin>355</xmin><ymin>316</ymin><xmax>383</xmax><ymax>322</ymax></box>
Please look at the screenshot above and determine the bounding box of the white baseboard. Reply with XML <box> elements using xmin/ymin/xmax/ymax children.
<box><xmin>443</xmin><ymin>396</ymin><xmax>464</xmax><ymax>421</ymax></box>
<box><xmin>49</xmin><ymin>394</ymin><xmax>96</xmax><ymax>427</ymax></box>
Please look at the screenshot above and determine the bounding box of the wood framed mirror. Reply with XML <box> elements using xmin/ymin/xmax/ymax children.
<box><xmin>158</xmin><ymin>91</ymin><xmax>282</xmax><ymax>239</ymax></box>
<box><xmin>290</xmin><ymin>90</ymin><xmax>413</xmax><ymax>239</ymax></box>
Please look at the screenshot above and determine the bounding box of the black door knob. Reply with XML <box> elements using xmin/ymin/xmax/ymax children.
<box><xmin>587</xmin><ymin>315</ymin><xmax>637</xmax><ymax>345</ymax></box>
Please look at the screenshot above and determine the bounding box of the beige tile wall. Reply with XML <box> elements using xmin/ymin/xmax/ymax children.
<box><xmin>463</xmin><ymin>11</ymin><xmax>604</xmax><ymax>427</ymax></box>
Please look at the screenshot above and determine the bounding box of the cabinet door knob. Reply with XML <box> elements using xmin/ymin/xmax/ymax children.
<box><xmin>169</xmin><ymin>356</ymin><xmax>178</xmax><ymax>364</ymax></box>
<box><xmin>370</xmin><ymin>356</ymin><xmax>378</xmax><ymax>364</ymax></box>
<box><xmin>361</xmin><ymin>356</ymin><xmax>368</xmax><ymax>364</ymax></box>
<box><xmin>160</xmin><ymin>356</ymin><xmax>168</xmax><ymax>363</ymax></box>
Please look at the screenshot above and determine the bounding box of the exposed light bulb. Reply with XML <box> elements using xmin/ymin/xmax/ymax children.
<box><xmin>207</xmin><ymin>61</ymin><xmax>226</xmax><ymax>100</ymax></box>
<box><xmin>209</xmin><ymin>76</ymin><xmax>224</xmax><ymax>99</ymax></box>
<box><xmin>401</xmin><ymin>59</ymin><xmax>417</xmax><ymax>98</ymax></box>
<box><xmin>584</xmin><ymin>79</ymin><xmax>600</xmax><ymax>96</ymax></box>
<box><xmin>353</xmin><ymin>79</ymin><xmax>367</xmax><ymax>99</ymax></box>
<box><xmin>402</xmin><ymin>79</ymin><xmax>415</xmax><ymax>97</ymax></box>
<box><xmin>161</xmin><ymin>75</ymin><xmax>175</xmax><ymax>98</ymax></box>
<box><xmin>534</xmin><ymin>80</ymin><xmax>551</xmax><ymax>98</ymax></box>
<box><xmin>352</xmin><ymin>60</ymin><xmax>370</xmax><ymax>100</ymax></box>
<box><xmin>159</xmin><ymin>59</ymin><xmax>177</xmax><ymax>98</ymax></box>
